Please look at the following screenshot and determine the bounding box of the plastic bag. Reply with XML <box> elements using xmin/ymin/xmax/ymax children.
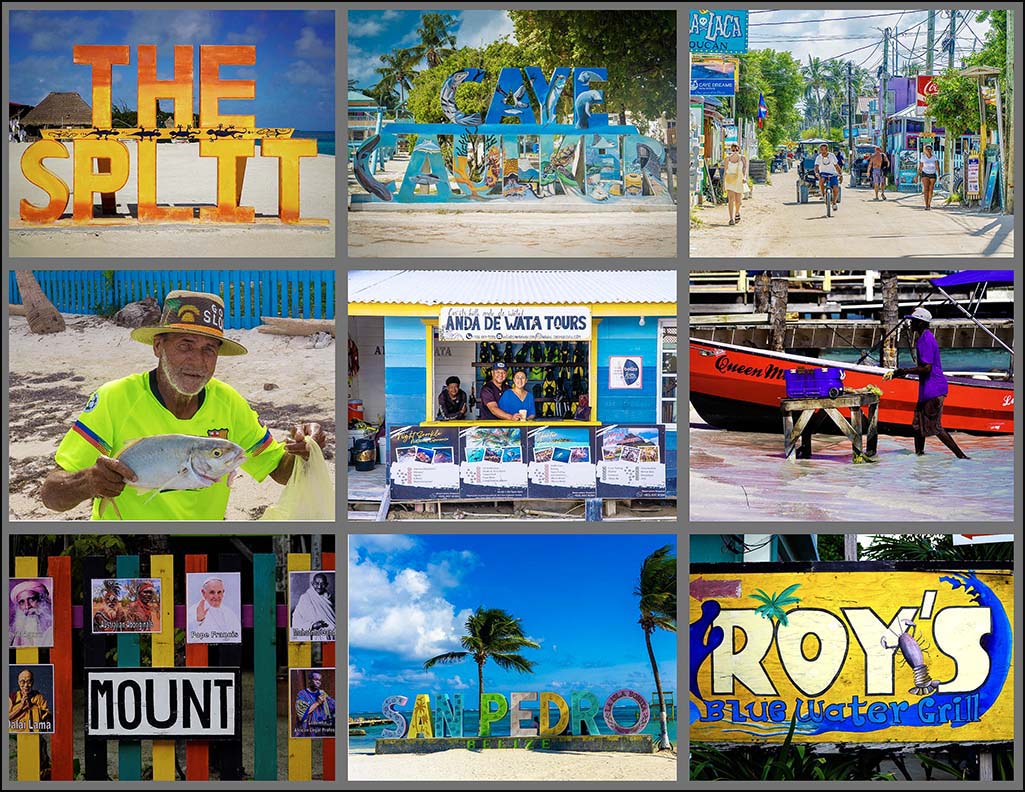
<box><xmin>260</xmin><ymin>437</ymin><xmax>335</xmax><ymax>520</ymax></box>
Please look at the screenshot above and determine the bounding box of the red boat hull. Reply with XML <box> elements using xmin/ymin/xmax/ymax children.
<box><xmin>690</xmin><ymin>339</ymin><xmax>1014</xmax><ymax>435</ymax></box>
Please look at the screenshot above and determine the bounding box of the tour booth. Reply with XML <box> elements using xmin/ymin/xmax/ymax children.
<box><xmin>347</xmin><ymin>271</ymin><xmax>677</xmax><ymax>518</ymax></box>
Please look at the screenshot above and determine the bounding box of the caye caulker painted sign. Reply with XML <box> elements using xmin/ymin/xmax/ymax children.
<box><xmin>690</xmin><ymin>566</ymin><xmax>1014</xmax><ymax>743</ymax></box>
<box><xmin>20</xmin><ymin>45</ymin><xmax>326</xmax><ymax>226</ymax></box>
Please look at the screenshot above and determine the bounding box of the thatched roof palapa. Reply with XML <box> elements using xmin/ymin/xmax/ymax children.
<box><xmin>20</xmin><ymin>92</ymin><xmax>92</xmax><ymax>127</ymax></box>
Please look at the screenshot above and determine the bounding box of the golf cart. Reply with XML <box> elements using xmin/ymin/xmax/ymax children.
<box><xmin>850</xmin><ymin>143</ymin><xmax>880</xmax><ymax>187</ymax></box>
<box><xmin>795</xmin><ymin>138</ymin><xmax>843</xmax><ymax>207</ymax></box>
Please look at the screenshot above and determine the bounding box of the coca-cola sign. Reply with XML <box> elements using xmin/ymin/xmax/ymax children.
<box><xmin>917</xmin><ymin>75</ymin><xmax>939</xmax><ymax>107</ymax></box>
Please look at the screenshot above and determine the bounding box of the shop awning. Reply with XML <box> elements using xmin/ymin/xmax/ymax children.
<box><xmin>348</xmin><ymin>270</ymin><xmax>677</xmax><ymax>308</ymax></box>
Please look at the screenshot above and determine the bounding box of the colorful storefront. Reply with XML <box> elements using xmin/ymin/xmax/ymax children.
<box><xmin>348</xmin><ymin>271</ymin><xmax>677</xmax><ymax>512</ymax></box>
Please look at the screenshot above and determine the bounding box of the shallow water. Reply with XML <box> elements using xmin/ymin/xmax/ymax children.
<box><xmin>689</xmin><ymin>421</ymin><xmax>1015</xmax><ymax>522</ymax></box>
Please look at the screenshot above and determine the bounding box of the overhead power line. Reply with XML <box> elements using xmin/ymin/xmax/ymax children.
<box><xmin>750</xmin><ymin>11</ymin><xmax>925</xmax><ymax>27</ymax></box>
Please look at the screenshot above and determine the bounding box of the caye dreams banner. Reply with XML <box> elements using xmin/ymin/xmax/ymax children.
<box><xmin>690</xmin><ymin>566</ymin><xmax>1014</xmax><ymax>743</ymax></box>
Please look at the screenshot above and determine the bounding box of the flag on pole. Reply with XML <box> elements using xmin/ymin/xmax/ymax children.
<box><xmin>757</xmin><ymin>92</ymin><xmax>768</xmax><ymax>128</ymax></box>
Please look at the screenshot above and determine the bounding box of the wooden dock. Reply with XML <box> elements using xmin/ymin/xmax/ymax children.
<box><xmin>781</xmin><ymin>392</ymin><xmax>880</xmax><ymax>462</ymax></box>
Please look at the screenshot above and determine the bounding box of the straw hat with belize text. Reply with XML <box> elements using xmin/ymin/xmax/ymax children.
<box><xmin>131</xmin><ymin>290</ymin><xmax>248</xmax><ymax>356</ymax></box>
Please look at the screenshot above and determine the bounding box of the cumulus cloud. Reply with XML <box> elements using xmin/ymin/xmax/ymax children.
<box><xmin>13</xmin><ymin>14</ymin><xmax>104</xmax><ymax>51</ymax></box>
<box><xmin>349</xmin><ymin>18</ymin><xmax>384</xmax><ymax>39</ymax></box>
<box><xmin>295</xmin><ymin>26</ymin><xmax>333</xmax><ymax>60</ymax></box>
<box><xmin>348</xmin><ymin>544</ymin><xmax>473</xmax><ymax>660</ymax></box>
<box><xmin>349</xmin><ymin>663</ymin><xmax>365</xmax><ymax>685</ymax></box>
<box><xmin>126</xmin><ymin>10</ymin><xmax>219</xmax><ymax>50</ymax></box>
<box><xmin>426</xmin><ymin>550</ymin><xmax>478</xmax><ymax>589</ymax></box>
<box><xmin>286</xmin><ymin>60</ymin><xmax>333</xmax><ymax>87</ymax></box>
<box><xmin>226</xmin><ymin>24</ymin><xmax>266</xmax><ymax>45</ymax></box>
<box><xmin>349</xmin><ymin>534</ymin><xmax>418</xmax><ymax>554</ymax></box>
<box><xmin>455</xmin><ymin>11</ymin><xmax>516</xmax><ymax>49</ymax></box>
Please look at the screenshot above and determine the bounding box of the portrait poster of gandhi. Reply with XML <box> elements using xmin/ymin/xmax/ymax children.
<box><xmin>9</xmin><ymin>578</ymin><xmax>54</xmax><ymax>648</ymax></box>
<box><xmin>186</xmin><ymin>572</ymin><xmax>242</xmax><ymax>644</ymax></box>
<box><xmin>288</xmin><ymin>571</ymin><xmax>336</xmax><ymax>642</ymax></box>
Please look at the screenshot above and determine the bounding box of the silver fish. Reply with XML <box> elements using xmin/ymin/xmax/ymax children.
<box><xmin>545</xmin><ymin>73</ymin><xmax>568</xmax><ymax>122</ymax></box>
<box><xmin>411</xmin><ymin>173</ymin><xmax>442</xmax><ymax>185</ymax></box>
<box><xmin>441</xmin><ymin>68</ymin><xmax>486</xmax><ymax>126</ymax></box>
<box><xmin>102</xmin><ymin>434</ymin><xmax>247</xmax><ymax>518</ymax></box>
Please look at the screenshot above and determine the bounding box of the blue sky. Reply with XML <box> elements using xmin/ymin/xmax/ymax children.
<box><xmin>9</xmin><ymin>9</ymin><xmax>335</xmax><ymax>130</ymax></box>
<box><xmin>347</xmin><ymin>9</ymin><xmax>515</xmax><ymax>91</ymax></box>
<box><xmin>348</xmin><ymin>533</ymin><xmax>677</xmax><ymax>712</ymax></box>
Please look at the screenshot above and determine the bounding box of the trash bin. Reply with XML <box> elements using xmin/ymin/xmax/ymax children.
<box><xmin>353</xmin><ymin>437</ymin><xmax>376</xmax><ymax>471</ymax></box>
<box><xmin>798</xmin><ymin>183</ymin><xmax>809</xmax><ymax>203</ymax></box>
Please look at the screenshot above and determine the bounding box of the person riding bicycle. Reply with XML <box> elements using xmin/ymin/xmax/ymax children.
<box><xmin>814</xmin><ymin>143</ymin><xmax>841</xmax><ymax>212</ymax></box>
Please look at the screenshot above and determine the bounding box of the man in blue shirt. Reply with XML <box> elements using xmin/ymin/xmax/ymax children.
<box><xmin>479</xmin><ymin>362</ymin><xmax>518</xmax><ymax>421</ymax></box>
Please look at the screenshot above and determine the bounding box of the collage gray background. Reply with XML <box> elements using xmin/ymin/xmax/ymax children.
<box><xmin>1</xmin><ymin>0</ymin><xmax>1021</xmax><ymax>788</ymax></box>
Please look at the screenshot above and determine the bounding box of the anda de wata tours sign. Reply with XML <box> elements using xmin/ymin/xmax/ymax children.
<box><xmin>690</xmin><ymin>565</ymin><xmax>1014</xmax><ymax>743</ymax></box>
<box><xmin>690</xmin><ymin>10</ymin><xmax>749</xmax><ymax>54</ymax></box>
<box><xmin>19</xmin><ymin>44</ymin><xmax>325</xmax><ymax>226</ymax></box>
<box><xmin>85</xmin><ymin>668</ymin><xmax>241</xmax><ymax>739</ymax></box>
<box><xmin>439</xmin><ymin>306</ymin><xmax>591</xmax><ymax>341</ymax></box>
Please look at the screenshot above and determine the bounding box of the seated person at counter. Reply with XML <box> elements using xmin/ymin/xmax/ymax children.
<box><xmin>437</xmin><ymin>375</ymin><xmax>467</xmax><ymax>419</ymax></box>
<box><xmin>479</xmin><ymin>362</ymin><xmax>516</xmax><ymax>421</ymax></box>
<box><xmin>498</xmin><ymin>370</ymin><xmax>536</xmax><ymax>421</ymax></box>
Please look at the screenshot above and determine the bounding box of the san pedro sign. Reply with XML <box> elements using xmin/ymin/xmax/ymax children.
<box><xmin>352</xmin><ymin>66</ymin><xmax>671</xmax><ymax>205</ymax></box>
<box><xmin>19</xmin><ymin>45</ymin><xmax>326</xmax><ymax>226</ymax></box>
<box><xmin>381</xmin><ymin>688</ymin><xmax>652</xmax><ymax>740</ymax></box>
<box><xmin>690</xmin><ymin>566</ymin><xmax>1014</xmax><ymax>743</ymax></box>
<box><xmin>85</xmin><ymin>668</ymin><xmax>241</xmax><ymax>739</ymax></box>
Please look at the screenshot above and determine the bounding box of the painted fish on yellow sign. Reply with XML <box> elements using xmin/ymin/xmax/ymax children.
<box><xmin>690</xmin><ymin>567</ymin><xmax>1014</xmax><ymax>743</ymax></box>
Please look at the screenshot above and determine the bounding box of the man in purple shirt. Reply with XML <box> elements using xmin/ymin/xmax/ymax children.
<box><xmin>888</xmin><ymin>307</ymin><xmax>968</xmax><ymax>458</ymax></box>
<box><xmin>479</xmin><ymin>361</ymin><xmax>519</xmax><ymax>421</ymax></box>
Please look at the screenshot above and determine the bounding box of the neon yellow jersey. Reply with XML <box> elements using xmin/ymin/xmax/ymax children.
<box><xmin>54</xmin><ymin>371</ymin><xmax>286</xmax><ymax>520</ymax></box>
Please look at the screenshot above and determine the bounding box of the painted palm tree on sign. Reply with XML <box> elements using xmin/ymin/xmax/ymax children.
<box><xmin>423</xmin><ymin>606</ymin><xmax>540</xmax><ymax>715</ymax></box>
<box><xmin>635</xmin><ymin>544</ymin><xmax>676</xmax><ymax>751</ymax></box>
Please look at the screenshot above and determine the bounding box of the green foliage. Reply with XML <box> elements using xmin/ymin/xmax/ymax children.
<box><xmin>927</xmin><ymin>69</ymin><xmax>997</xmax><ymax>139</ymax></box>
<box><xmin>509</xmin><ymin>9</ymin><xmax>676</xmax><ymax>121</ymax></box>
<box><xmin>750</xmin><ymin>584</ymin><xmax>801</xmax><ymax>626</ymax></box>
<box><xmin>815</xmin><ymin>534</ymin><xmax>849</xmax><ymax>561</ymax></box>
<box><xmin>965</xmin><ymin>10</ymin><xmax>1007</xmax><ymax>84</ymax></box>
<box><xmin>859</xmin><ymin>534</ymin><xmax>1012</xmax><ymax>563</ymax></box>
<box><xmin>636</xmin><ymin>545</ymin><xmax>676</xmax><ymax>750</ymax></box>
<box><xmin>410</xmin><ymin>12</ymin><xmax>458</xmax><ymax>68</ymax></box>
<box><xmin>735</xmin><ymin>49</ymin><xmax>804</xmax><ymax>159</ymax></box>
<box><xmin>915</xmin><ymin>744</ymin><xmax>1014</xmax><ymax>781</ymax></box>
<box><xmin>691</xmin><ymin>714</ymin><xmax>897</xmax><ymax>780</ymax></box>
<box><xmin>374</xmin><ymin>47</ymin><xmax>421</xmax><ymax>108</ymax></box>
<box><xmin>406</xmin><ymin>40</ymin><xmax>527</xmax><ymax>124</ymax></box>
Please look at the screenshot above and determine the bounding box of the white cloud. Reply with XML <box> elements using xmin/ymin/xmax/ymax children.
<box><xmin>449</xmin><ymin>675</ymin><xmax>471</xmax><ymax>690</ymax></box>
<box><xmin>226</xmin><ymin>24</ymin><xmax>266</xmax><ymax>46</ymax></box>
<box><xmin>455</xmin><ymin>11</ymin><xmax>516</xmax><ymax>49</ymax></box>
<box><xmin>126</xmin><ymin>10</ymin><xmax>218</xmax><ymax>50</ymax></box>
<box><xmin>303</xmin><ymin>10</ymin><xmax>334</xmax><ymax>26</ymax></box>
<box><xmin>426</xmin><ymin>550</ymin><xmax>478</xmax><ymax>589</ymax></box>
<box><xmin>349</xmin><ymin>534</ymin><xmax>417</xmax><ymax>554</ymax></box>
<box><xmin>348</xmin><ymin>546</ymin><xmax>473</xmax><ymax>660</ymax></box>
<box><xmin>381</xmin><ymin>11</ymin><xmax>401</xmax><ymax>22</ymax></box>
<box><xmin>15</xmin><ymin>15</ymin><xmax>104</xmax><ymax>50</ymax></box>
<box><xmin>349</xmin><ymin>663</ymin><xmax>365</xmax><ymax>685</ymax></box>
<box><xmin>286</xmin><ymin>60</ymin><xmax>333</xmax><ymax>87</ymax></box>
<box><xmin>349</xmin><ymin>19</ymin><xmax>385</xmax><ymax>39</ymax></box>
<box><xmin>295</xmin><ymin>26</ymin><xmax>333</xmax><ymax>60</ymax></box>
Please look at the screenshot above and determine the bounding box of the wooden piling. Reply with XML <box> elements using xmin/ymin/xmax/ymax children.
<box><xmin>881</xmin><ymin>271</ymin><xmax>899</xmax><ymax>368</ymax></box>
<box><xmin>769</xmin><ymin>277</ymin><xmax>788</xmax><ymax>352</ymax></box>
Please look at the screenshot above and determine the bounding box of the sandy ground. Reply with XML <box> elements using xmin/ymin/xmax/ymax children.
<box><xmin>689</xmin><ymin>169</ymin><xmax>1014</xmax><ymax>258</ymax></box>
<box><xmin>7</xmin><ymin>314</ymin><xmax>335</xmax><ymax>521</ymax></box>
<box><xmin>8</xmin><ymin>141</ymin><xmax>335</xmax><ymax>258</ymax></box>
<box><xmin>347</xmin><ymin>156</ymin><xmax>677</xmax><ymax>258</ymax></box>
<box><xmin>347</xmin><ymin>748</ymin><xmax>678</xmax><ymax>782</ymax></box>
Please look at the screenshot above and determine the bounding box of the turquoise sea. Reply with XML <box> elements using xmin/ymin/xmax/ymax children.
<box><xmin>256</xmin><ymin>130</ymin><xmax>334</xmax><ymax>156</ymax></box>
<box><xmin>348</xmin><ymin>706</ymin><xmax>678</xmax><ymax>754</ymax></box>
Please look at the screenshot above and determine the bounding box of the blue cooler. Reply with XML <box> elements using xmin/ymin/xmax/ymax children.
<box><xmin>784</xmin><ymin>367</ymin><xmax>844</xmax><ymax>399</ymax></box>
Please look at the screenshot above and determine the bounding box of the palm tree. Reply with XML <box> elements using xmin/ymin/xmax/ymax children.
<box><xmin>802</xmin><ymin>56</ymin><xmax>828</xmax><ymax>136</ymax></box>
<box><xmin>374</xmin><ymin>47</ymin><xmax>420</xmax><ymax>107</ymax></box>
<box><xmin>423</xmin><ymin>606</ymin><xmax>540</xmax><ymax>714</ymax></box>
<box><xmin>412</xmin><ymin>12</ymin><xmax>458</xmax><ymax>68</ymax></box>
<box><xmin>635</xmin><ymin>545</ymin><xmax>676</xmax><ymax>751</ymax></box>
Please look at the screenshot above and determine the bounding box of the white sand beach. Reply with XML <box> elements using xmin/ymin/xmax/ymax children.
<box><xmin>7</xmin><ymin>314</ymin><xmax>336</xmax><ymax>521</ymax></box>
<box><xmin>347</xmin><ymin>748</ymin><xmax>678</xmax><ymax>782</ymax></box>
<box><xmin>347</xmin><ymin>155</ymin><xmax>677</xmax><ymax>258</ymax></box>
<box><xmin>8</xmin><ymin>141</ymin><xmax>335</xmax><ymax>258</ymax></box>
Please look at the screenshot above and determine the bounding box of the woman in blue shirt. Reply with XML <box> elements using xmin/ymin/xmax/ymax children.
<box><xmin>497</xmin><ymin>370</ymin><xmax>536</xmax><ymax>420</ymax></box>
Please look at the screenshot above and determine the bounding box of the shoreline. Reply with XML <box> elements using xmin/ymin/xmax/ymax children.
<box><xmin>347</xmin><ymin>747</ymin><xmax>677</xmax><ymax>781</ymax></box>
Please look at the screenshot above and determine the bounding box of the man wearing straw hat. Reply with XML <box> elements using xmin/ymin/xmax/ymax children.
<box><xmin>40</xmin><ymin>290</ymin><xmax>328</xmax><ymax>519</ymax></box>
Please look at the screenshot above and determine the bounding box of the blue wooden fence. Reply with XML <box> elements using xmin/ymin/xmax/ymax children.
<box><xmin>8</xmin><ymin>270</ymin><xmax>335</xmax><ymax>330</ymax></box>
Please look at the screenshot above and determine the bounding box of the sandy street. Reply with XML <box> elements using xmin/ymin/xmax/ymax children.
<box><xmin>689</xmin><ymin>169</ymin><xmax>1014</xmax><ymax>258</ymax></box>
<box><xmin>347</xmin><ymin>157</ymin><xmax>677</xmax><ymax>258</ymax></box>
<box><xmin>7</xmin><ymin>315</ymin><xmax>336</xmax><ymax>522</ymax></box>
<box><xmin>8</xmin><ymin>142</ymin><xmax>336</xmax><ymax>258</ymax></box>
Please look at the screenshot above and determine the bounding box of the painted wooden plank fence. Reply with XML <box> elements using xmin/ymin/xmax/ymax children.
<box><xmin>8</xmin><ymin>270</ymin><xmax>336</xmax><ymax>329</ymax></box>
<box><xmin>10</xmin><ymin>551</ymin><xmax>335</xmax><ymax>781</ymax></box>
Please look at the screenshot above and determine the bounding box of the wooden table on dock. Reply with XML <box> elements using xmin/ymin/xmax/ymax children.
<box><xmin>781</xmin><ymin>392</ymin><xmax>880</xmax><ymax>461</ymax></box>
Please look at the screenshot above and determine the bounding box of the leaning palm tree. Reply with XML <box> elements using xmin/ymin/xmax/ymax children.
<box><xmin>412</xmin><ymin>12</ymin><xmax>458</xmax><ymax>68</ymax></box>
<box><xmin>802</xmin><ymin>56</ymin><xmax>828</xmax><ymax>136</ymax></box>
<box><xmin>14</xmin><ymin>271</ymin><xmax>65</xmax><ymax>334</ymax></box>
<box><xmin>423</xmin><ymin>606</ymin><xmax>540</xmax><ymax>714</ymax></box>
<box><xmin>374</xmin><ymin>48</ymin><xmax>420</xmax><ymax>108</ymax></box>
<box><xmin>635</xmin><ymin>545</ymin><xmax>677</xmax><ymax>751</ymax></box>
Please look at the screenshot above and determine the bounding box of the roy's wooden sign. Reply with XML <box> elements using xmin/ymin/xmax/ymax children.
<box><xmin>689</xmin><ymin>564</ymin><xmax>1014</xmax><ymax>743</ymax></box>
<box><xmin>85</xmin><ymin>667</ymin><xmax>241</xmax><ymax>739</ymax></box>
<box><xmin>19</xmin><ymin>45</ymin><xmax>326</xmax><ymax>226</ymax></box>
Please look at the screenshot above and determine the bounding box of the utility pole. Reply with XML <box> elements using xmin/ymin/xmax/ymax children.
<box><xmin>925</xmin><ymin>11</ymin><xmax>935</xmax><ymax>138</ymax></box>
<box><xmin>880</xmin><ymin>29</ymin><xmax>890</xmax><ymax>153</ymax></box>
<box><xmin>1007</xmin><ymin>8</ymin><xmax>1015</xmax><ymax>213</ymax></box>
<box><xmin>944</xmin><ymin>10</ymin><xmax>957</xmax><ymax>192</ymax></box>
<box><xmin>847</xmin><ymin>60</ymin><xmax>854</xmax><ymax>165</ymax></box>
<box><xmin>893</xmin><ymin>20</ymin><xmax>899</xmax><ymax>76</ymax></box>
